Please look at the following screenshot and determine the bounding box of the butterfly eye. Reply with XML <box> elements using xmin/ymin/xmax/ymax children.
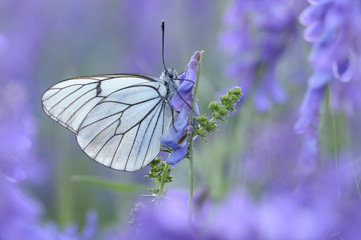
<box><xmin>166</xmin><ymin>72</ymin><xmax>173</xmax><ymax>79</ymax></box>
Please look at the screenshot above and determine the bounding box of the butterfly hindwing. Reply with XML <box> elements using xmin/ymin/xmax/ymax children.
<box><xmin>42</xmin><ymin>74</ymin><xmax>173</xmax><ymax>171</ymax></box>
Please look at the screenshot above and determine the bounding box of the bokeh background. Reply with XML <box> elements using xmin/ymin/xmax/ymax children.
<box><xmin>1</xmin><ymin>0</ymin><xmax>361</xmax><ymax>239</ymax></box>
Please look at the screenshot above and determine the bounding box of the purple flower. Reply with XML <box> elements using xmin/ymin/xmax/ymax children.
<box><xmin>294</xmin><ymin>87</ymin><xmax>324</xmax><ymax>175</ymax></box>
<box><xmin>0</xmin><ymin>173</ymin><xmax>98</xmax><ymax>240</ymax></box>
<box><xmin>296</xmin><ymin>0</ymin><xmax>361</xmax><ymax>174</ymax></box>
<box><xmin>299</xmin><ymin>0</ymin><xmax>361</xmax><ymax>86</ymax></box>
<box><xmin>0</xmin><ymin>79</ymin><xmax>43</xmax><ymax>183</ymax></box>
<box><xmin>331</xmin><ymin>70</ymin><xmax>361</xmax><ymax>114</ymax></box>
<box><xmin>112</xmin><ymin>159</ymin><xmax>361</xmax><ymax>240</ymax></box>
<box><xmin>220</xmin><ymin>0</ymin><xmax>304</xmax><ymax>112</ymax></box>
<box><xmin>160</xmin><ymin>51</ymin><xmax>201</xmax><ymax>165</ymax></box>
<box><xmin>220</xmin><ymin>160</ymin><xmax>361</xmax><ymax>240</ymax></box>
<box><xmin>44</xmin><ymin>210</ymin><xmax>98</xmax><ymax>240</ymax></box>
<box><xmin>298</xmin><ymin>0</ymin><xmax>361</xmax><ymax>113</ymax></box>
<box><xmin>0</xmin><ymin>175</ymin><xmax>46</xmax><ymax>239</ymax></box>
<box><xmin>160</xmin><ymin>108</ymin><xmax>190</xmax><ymax>165</ymax></box>
<box><xmin>102</xmin><ymin>190</ymin><xmax>208</xmax><ymax>240</ymax></box>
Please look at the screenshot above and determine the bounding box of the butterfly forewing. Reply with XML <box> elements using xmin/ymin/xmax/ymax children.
<box><xmin>42</xmin><ymin>74</ymin><xmax>173</xmax><ymax>171</ymax></box>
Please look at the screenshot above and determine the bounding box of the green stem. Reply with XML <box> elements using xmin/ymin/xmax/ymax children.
<box><xmin>187</xmin><ymin>51</ymin><xmax>204</xmax><ymax>224</ymax></box>
<box><xmin>327</xmin><ymin>83</ymin><xmax>338</xmax><ymax>168</ymax></box>
<box><xmin>155</xmin><ymin>178</ymin><xmax>159</xmax><ymax>190</ymax></box>
<box><xmin>328</xmin><ymin>82</ymin><xmax>339</xmax><ymax>198</ymax></box>
<box><xmin>158</xmin><ymin>163</ymin><xmax>170</xmax><ymax>198</ymax></box>
<box><xmin>188</xmin><ymin>147</ymin><xmax>194</xmax><ymax>224</ymax></box>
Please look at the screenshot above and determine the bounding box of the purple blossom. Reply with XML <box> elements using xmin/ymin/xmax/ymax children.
<box><xmin>0</xmin><ymin>175</ymin><xmax>46</xmax><ymax>240</ymax></box>
<box><xmin>170</xmin><ymin>55</ymin><xmax>199</xmax><ymax>111</ymax></box>
<box><xmin>299</xmin><ymin>0</ymin><xmax>361</xmax><ymax>86</ymax></box>
<box><xmin>294</xmin><ymin>87</ymin><xmax>324</xmax><ymax>175</ymax></box>
<box><xmin>44</xmin><ymin>210</ymin><xmax>98</xmax><ymax>240</ymax></box>
<box><xmin>297</xmin><ymin>0</ymin><xmax>361</xmax><ymax>117</ymax></box>
<box><xmin>0</xmin><ymin>167</ymin><xmax>98</xmax><ymax>240</ymax></box>
<box><xmin>296</xmin><ymin>0</ymin><xmax>361</xmax><ymax>174</ymax></box>
<box><xmin>331</xmin><ymin>71</ymin><xmax>361</xmax><ymax>114</ymax></box>
<box><xmin>107</xmin><ymin>158</ymin><xmax>361</xmax><ymax>239</ymax></box>
<box><xmin>236</xmin><ymin>160</ymin><xmax>361</xmax><ymax>239</ymax></box>
<box><xmin>101</xmin><ymin>190</ymin><xmax>204</xmax><ymax>240</ymax></box>
<box><xmin>220</xmin><ymin>0</ymin><xmax>303</xmax><ymax>112</ymax></box>
<box><xmin>0</xmin><ymin>79</ymin><xmax>43</xmax><ymax>183</ymax></box>
<box><xmin>160</xmin><ymin>108</ymin><xmax>190</xmax><ymax>165</ymax></box>
<box><xmin>160</xmin><ymin>51</ymin><xmax>201</xmax><ymax>165</ymax></box>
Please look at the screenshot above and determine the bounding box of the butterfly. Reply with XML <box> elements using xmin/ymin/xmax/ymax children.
<box><xmin>41</xmin><ymin>21</ymin><xmax>181</xmax><ymax>172</ymax></box>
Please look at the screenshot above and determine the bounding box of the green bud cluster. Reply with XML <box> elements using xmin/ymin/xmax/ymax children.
<box><xmin>220</xmin><ymin>87</ymin><xmax>243</xmax><ymax>112</ymax></box>
<box><xmin>146</xmin><ymin>158</ymin><xmax>173</xmax><ymax>194</ymax></box>
<box><xmin>209</xmin><ymin>101</ymin><xmax>228</xmax><ymax>121</ymax></box>
<box><xmin>194</xmin><ymin>114</ymin><xmax>217</xmax><ymax>139</ymax></box>
<box><xmin>193</xmin><ymin>86</ymin><xmax>242</xmax><ymax>140</ymax></box>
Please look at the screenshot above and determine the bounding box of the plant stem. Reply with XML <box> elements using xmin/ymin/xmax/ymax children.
<box><xmin>328</xmin><ymin>82</ymin><xmax>340</xmax><ymax>199</ymax></box>
<box><xmin>188</xmin><ymin>148</ymin><xmax>194</xmax><ymax>224</ymax></box>
<box><xmin>327</xmin><ymin>83</ymin><xmax>338</xmax><ymax>168</ymax></box>
<box><xmin>158</xmin><ymin>163</ymin><xmax>170</xmax><ymax>198</ymax></box>
<box><xmin>187</xmin><ymin>50</ymin><xmax>204</xmax><ymax>225</ymax></box>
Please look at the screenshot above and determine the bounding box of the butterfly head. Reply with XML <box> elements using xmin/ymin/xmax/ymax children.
<box><xmin>163</xmin><ymin>68</ymin><xmax>178</xmax><ymax>81</ymax></box>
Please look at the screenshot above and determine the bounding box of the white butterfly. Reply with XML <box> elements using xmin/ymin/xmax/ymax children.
<box><xmin>42</xmin><ymin>70</ymin><xmax>179</xmax><ymax>171</ymax></box>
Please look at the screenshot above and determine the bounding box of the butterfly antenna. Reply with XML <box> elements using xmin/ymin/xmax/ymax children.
<box><xmin>161</xmin><ymin>20</ymin><xmax>167</xmax><ymax>73</ymax></box>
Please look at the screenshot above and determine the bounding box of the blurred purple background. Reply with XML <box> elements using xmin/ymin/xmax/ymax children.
<box><xmin>1</xmin><ymin>0</ymin><xmax>361</xmax><ymax>239</ymax></box>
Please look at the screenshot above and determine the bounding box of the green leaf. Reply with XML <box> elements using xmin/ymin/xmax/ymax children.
<box><xmin>71</xmin><ymin>175</ymin><xmax>143</xmax><ymax>193</ymax></box>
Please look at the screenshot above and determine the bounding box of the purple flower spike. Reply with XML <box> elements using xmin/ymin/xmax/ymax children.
<box><xmin>300</xmin><ymin>0</ymin><xmax>361</xmax><ymax>85</ymax></box>
<box><xmin>160</xmin><ymin>51</ymin><xmax>201</xmax><ymax>164</ymax></box>
<box><xmin>294</xmin><ymin>87</ymin><xmax>325</xmax><ymax>175</ymax></box>
<box><xmin>296</xmin><ymin>0</ymin><xmax>361</xmax><ymax>174</ymax></box>
<box><xmin>170</xmin><ymin>51</ymin><xmax>200</xmax><ymax>111</ymax></box>
<box><xmin>294</xmin><ymin>87</ymin><xmax>325</xmax><ymax>134</ymax></box>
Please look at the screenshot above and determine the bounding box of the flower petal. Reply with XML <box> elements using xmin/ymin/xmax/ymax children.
<box><xmin>165</xmin><ymin>143</ymin><xmax>188</xmax><ymax>165</ymax></box>
<box><xmin>160</xmin><ymin>108</ymin><xmax>189</xmax><ymax>149</ymax></box>
<box><xmin>170</xmin><ymin>52</ymin><xmax>201</xmax><ymax>111</ymax></box>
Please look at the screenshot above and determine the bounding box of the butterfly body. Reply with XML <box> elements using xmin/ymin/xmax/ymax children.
<box><xmin>160</xmin><ymin>68</ymin><xmax>179</xmax><ymax>101</ymax></box>
<box><xmin>42</xmin><ymin>70</ymin><xmax>179</xmax><ymax>171</ymax></box>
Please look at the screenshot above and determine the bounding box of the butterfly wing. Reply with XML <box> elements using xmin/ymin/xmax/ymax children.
<box><xmin>42</xmin><ymin>74</ymin><xmax>173</xmax><ymax>171</ymax></box>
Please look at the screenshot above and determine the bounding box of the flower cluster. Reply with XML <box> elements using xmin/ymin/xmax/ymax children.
<box><xmin>220</xmin><ymin>0</ymin><xmax>303</xmax><ymax>111</ymax></box>
<box><xmin>109</xmin><ymin>159</ymin><xmax>361</xmax><ymax>240</ymax></box>
<box><xmin>299</xmin><ymin>0</ymin><xmax>361</xmax><ymax>88</ymax></box>
<box><xmin>296</xmin><ymin>0</ymin><xmax>361</xmax><ymax>174</ymax></box>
